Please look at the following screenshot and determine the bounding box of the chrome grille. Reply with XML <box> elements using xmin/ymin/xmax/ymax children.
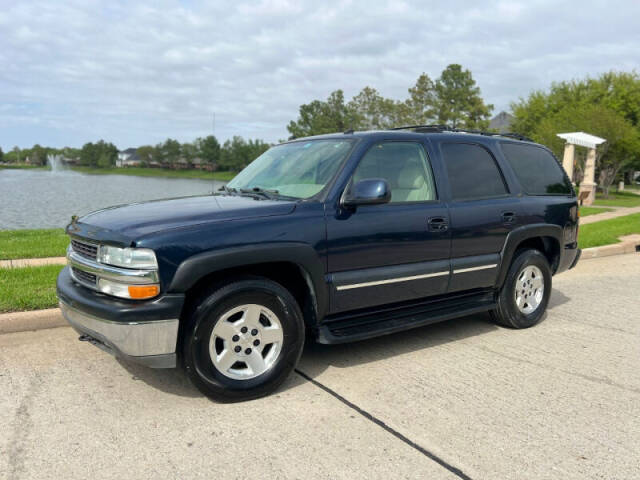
<box><xmin>72</xmin><ymin>267</ymin><xmax>97</xmax><ymax>285</ymax></box>
<box><xmin>71</xmin><ymin>239</ymin><xmax>98</xmax><ymax>260</ymax></box>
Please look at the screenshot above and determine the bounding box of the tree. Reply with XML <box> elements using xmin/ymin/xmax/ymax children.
<box><xmin>511</xmin><ymin>71</ymin><xmax>640</xmax><ymax>136</ymax></box>
<box><xmin>404</xmin><ymin>73</ymin><xmax>437</xmax><ymax>125</ymax></box>
<box><xmin>347</xmin><ymin>87</ymin><xmax>401</xmax><ymax>130</ymax></box>
<box><xmin>287</xmin><ymin>90</ymin><xmax>358</xmax><ymax>137</ymax></box>
<box><xmin>8</xmin><ymin>146</ymin><xmax>21</xmax><ymax>163</ymax></box>
<box><xmin>136</xmin><ymin>145</ymin><xmax>155</xmax><ymax>166</ymax></box>
<box><xmin>79</xmin><ymin>140</ymin><xmax>117</xmax><ymax>167</ymax></box>
<box><xmin>30</xmin><ymin>144</ymin><xmax>48</xmax><ymax>166</ymax></box>
<box><xmin>511</xmin><ymin>71</ymin><xmax>640</xmax><ymax>193</ymax></box>
<box><xmin>0</xmin><ymin>146</ymin><xmax>3</xmax><ymax>163</ymax></box>
<box><xmin>160</xmin><ymin>138</ymin><xmax>181</xmax><ymax>166</ymax></box>
<box><xmin>536</xmin><ymin>105</ymin><xmax>639</xmax><ymax>196</ymax></box>
<box><xmin>287</xmin><ymin>66</ymin><xmax>493</xmax><ymax>135</ymax></box>
<box><xmin>434</xmin><ymin>64</ymin><xmax>493</xmax><ymax>129</ymax></box>
<box><xmin>198</xmin><ymin>135</ymin><xmax>221</xmax><ymax>167</ymax></box>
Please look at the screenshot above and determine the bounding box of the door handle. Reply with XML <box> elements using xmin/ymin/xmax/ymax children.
<box><xmin>502</xmin><ymin>211</ymin><xmax>516</xmax><ymax>224</ymax></box>
<box><xmin>428</xmin><ymin>217</ymin><xmax>448</xmax><ymax>232</ymax></box>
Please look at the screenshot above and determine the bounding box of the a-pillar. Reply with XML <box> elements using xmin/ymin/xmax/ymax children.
<box><xmin>579</xmin><ymin>147</ymin><xmax>597</xmax><ymax>206</ymax></box>
<box><xmin>562</xmin><ymin>142</ymin><xmax>575</xmax><ymax>182</ymax></box>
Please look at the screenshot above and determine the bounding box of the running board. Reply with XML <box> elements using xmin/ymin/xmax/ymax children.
<box><xmin>317</xmin><ymin>290</ymin><xmax>495</xmax><ymax>344</ymax></box>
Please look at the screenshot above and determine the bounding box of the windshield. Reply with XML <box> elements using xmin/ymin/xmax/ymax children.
<box><xmin>227</xmin><ymin>139</ymin><xmax>355</xmax><ymax>199</ymax></box>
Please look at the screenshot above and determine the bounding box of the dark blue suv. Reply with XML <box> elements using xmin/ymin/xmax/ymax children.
<box><xmin>57</xmin><ymin>127</ymin><xmax>580</xmax><ymax>401</ymax></box>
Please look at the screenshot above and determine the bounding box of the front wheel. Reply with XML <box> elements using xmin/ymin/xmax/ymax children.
<box><xmin>182</xmin><ymin>277</ymin><xmax>305</xmax><ymax>402</ymax></box>
<box><xmin>490</xmin><ymin>249</ymin><xmax>552</xmax><ymax>329</ymax></box>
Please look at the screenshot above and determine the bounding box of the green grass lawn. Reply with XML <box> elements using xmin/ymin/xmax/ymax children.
<box><xmin>0</xmin><ymin>163</ymin><xmax>50</xmax><ymax>170</ymax></box>
<box><xmin>0</xmin><ymin>265</ymin><xmax>63</xmax><ymax>312</ymax></box>
<box><xmin>71</xmin><ymin>166</ymin><xmax>237</xmax><ymax>181</ymax></box>
<box><xmin>579</xmin><ymin>206</ymin><xmax>613</xmax><ymax>217</ymax></box>
<box><xmin>593</xmin><ymin>191</ymin><xmax>640</xmax><ymax>207</ymax></box>
<box><xmin>0</xmin><ymin>229</ymin><xmax>68</xmax><ymax>260</ymax></box>
<box><xmin>578</xmin><ymin>213</ymin><xmax>640</xmax><ymax>249</ymax></box>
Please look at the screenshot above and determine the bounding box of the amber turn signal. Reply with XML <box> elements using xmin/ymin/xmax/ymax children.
<box><xmin>128</xmin><ymin>285</ymin><xmax>160</xmax><ymax>299</ymax></box>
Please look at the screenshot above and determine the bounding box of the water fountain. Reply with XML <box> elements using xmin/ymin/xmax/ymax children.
<box><xmin>47</xmin><ymin>154</ymin><xmax>65</xmax><ymax>173</ymax></box>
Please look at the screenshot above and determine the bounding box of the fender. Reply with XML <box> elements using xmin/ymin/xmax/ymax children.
<box><xmin>168</xmin><ymin>242</ymin><xmax>328</xmax><ymax>321</ymax></box>
<box><xmin>496</xmin><ymin>223</ymin><xmax>563</xmax><ymax>288</ymax></box>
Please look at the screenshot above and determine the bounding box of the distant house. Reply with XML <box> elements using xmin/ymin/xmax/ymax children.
<box><xmin>191</xmin><ymin>157</ymin><xmax>215</xmax><ymax>171</ymax></box>
<box><xmin>116</xmin><ymin>148</ymin><xmax>141</xmax><ymax>167</ymax></box>
<box><xmin>489</xmin><ymin>111</ymin><xmax>514</xmax><ymax>133</ymax></box>
<box><xmin>174</xmin><ymin>157</ymin><xmax>190</xmax><ymax>170</ymax></box>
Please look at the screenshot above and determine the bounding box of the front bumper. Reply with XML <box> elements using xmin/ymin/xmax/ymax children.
<box><xmin>57</xmin><ymin>266</ymin><xmax>183</xmax><ymax>368</ymax></box>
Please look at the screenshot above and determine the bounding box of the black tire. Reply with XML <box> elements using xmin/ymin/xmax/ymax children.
<box><xmin>182</xmin><ymin>276</ymin><xmax>305</xmax><ymax>402</ymax></box>
<box><xmin>490</xmin><ymin>249</ymin><xmax>552</xmax><ymax>329</ymax></box>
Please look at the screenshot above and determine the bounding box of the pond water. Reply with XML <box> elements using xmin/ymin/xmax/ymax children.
<box><xmin>0</xmin><ymin>169</ymin><xmax>226</xmax><ymax>229</ymax></box>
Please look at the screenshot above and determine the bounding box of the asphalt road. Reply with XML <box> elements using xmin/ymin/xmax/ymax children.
<box><xmin>1</xmin><ymin>253</ymin><xmax>639</xmax><ymax>479</ymax></box>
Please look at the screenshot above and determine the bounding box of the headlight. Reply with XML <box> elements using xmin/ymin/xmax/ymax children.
<box><xmin>97</xmin><ymin>278</ymin><xmax>160</xmax><ymax>300</ymax></box>
<box><xmin>98</xmin><ymin>246</ymin><xmax>158</xmax><ymax>270</ymax></box>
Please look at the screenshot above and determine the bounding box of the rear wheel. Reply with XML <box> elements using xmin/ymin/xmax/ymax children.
<box><xmin>183</xmin><ymin>277</ymin><xmax>305</xmax><ymax>402</ymax></box>
<box><xmin>491</xmin><ymin>249</ymin><xmax>551</xmax><ymax>329</ymax></box>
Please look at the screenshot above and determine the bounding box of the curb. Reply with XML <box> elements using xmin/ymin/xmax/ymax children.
<box><xmin>0</xmin><ymin>308</ymin><xmax>67</xmax><ymax>335</ymax></box>
<box><xmin>0</xmin><ymin>257</ymin><xmax>67</xmax><ymax>269</ymax></box>
<box><xmin>580</xmin><ymin>234</ymin><xmax>640</xmax><ymax>259</ymax></box>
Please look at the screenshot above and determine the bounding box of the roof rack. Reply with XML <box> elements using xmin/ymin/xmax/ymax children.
<box><xmin>389</xmin><ymin>124</ymin><xmax>534</xmax><ymax>142</ymax></box>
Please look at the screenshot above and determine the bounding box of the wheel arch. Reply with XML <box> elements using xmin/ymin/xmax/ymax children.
<box><xmin>169</xmin><ymin>243</ymin><xmax>327</xmax><ymax>328</ymax></box>
<box><xmin>496</xmin><ymin>224</ymin><xmax>563</xmax><ymax>289</ymax></box>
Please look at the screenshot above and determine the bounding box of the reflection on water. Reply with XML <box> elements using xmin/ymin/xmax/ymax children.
<box><xmin>0</xmin><ymin>169</ymin><xmax>225</xmax><ymax>229</ymax></box>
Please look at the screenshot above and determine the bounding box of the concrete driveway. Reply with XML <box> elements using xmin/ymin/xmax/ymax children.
<box><xmin>1</xmin><ymin>253</ymin><xmax>639</xmax><ymax>479</ymax></box>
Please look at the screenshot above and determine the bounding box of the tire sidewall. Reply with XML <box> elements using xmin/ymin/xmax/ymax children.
<box><xmin>183</xmin><ymin>278</ymin><xmax>305</xmax><ymax>400</ymax></box>
<box><xmin>499</xmin><ymin>250</ymin><xmax>552</xmax><ymax>328</ymax></box>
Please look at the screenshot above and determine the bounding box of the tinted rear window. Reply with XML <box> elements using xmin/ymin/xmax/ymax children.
<box><xmin>441</xmin><ymin>143</ymin><xmax>508</xmax><ymax>201</ymax></box>
<box><xmin>500</xmin><ymin>143</ymin><xmax>572</xmax><ymax>195</ymax></box>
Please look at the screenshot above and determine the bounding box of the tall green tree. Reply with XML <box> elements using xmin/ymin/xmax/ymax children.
<box><xmin>347</xmin><ymin>87</ymin><xmax>401</xmax><ymax>130</ymax></box>
<box><xmin>30</xmin><ymin>144</ymin><xmax>48</xmax><ymax>166</ymax></box>
<box><xmin>79</xmin><ymin>140</ymin><xmax>117</xmax><ymax>167</ymax></box>
<box><xmin>434</xmin><ymin>64</ymin><xmax>493</xmax><ymax>129</ymax></box>
<box><xmin>136</xmin><ymin>145</ymin><xmax>155</xmax><ymax>166</ymax></box>
<box><xmin>198</xmin><ymin>135</ymin><xmax>221</xmax><ymax>166</ymax></box>
<box><xmin>287</xmin><ymin>90</ymin><xmax>358</xmax><ymax>137</ymax></box>
<box><xmin>511</xmin><ymin>71</ymin><xmax>640</xmax><ymax>136</ymax></box>
<box><xmin>405</xmin><ymin>73</ymin><xmax>437</xmax><ymax>125</ymax></box>
<box><xmin>287</xmin><ymin>65</ymin><xmax>492</xmax><ymax>135</ymax></box>
<box><xmin>534</xmin><ymin>104</ymin><xmax>639</xmax><ymax>196</ymax></box>
<box><xmin>161</xmin><ymin>138</ymin><xmax>181</xmax><ymax>165</ymax></box>
<box><xmin>0</xmin><ymin>146</ymin><xmax>4</xmax><ymax>163</ymax></box>
<box><xmin>511</xmin><ymin>71</ymin><xmax>640</xmax><ymax>192</ymax></box>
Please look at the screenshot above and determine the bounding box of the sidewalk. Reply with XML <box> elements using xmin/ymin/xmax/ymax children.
<box><xmin>580</xmin><ymin>205</ymin><xmax>640</xmax><ymax>224</ymax></box>
<box><xmin>0</xmin><ymin>256</ymin><xmax>66</xmax><ymax>269</ymax></box>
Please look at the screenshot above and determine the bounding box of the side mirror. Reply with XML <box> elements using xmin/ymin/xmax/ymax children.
<box><xmin>342</xmin><ymin>178</ymin><xmax>391</xmax><ymax>207</ymax></box>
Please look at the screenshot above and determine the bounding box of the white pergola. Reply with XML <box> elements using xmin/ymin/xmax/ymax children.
<box><xmin>557</xmin><ymin>132</ymin><xmax>606</xmax><ymax>206</ymax></box>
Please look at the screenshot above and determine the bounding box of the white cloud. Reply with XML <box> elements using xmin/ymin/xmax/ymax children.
<box><xmin>0</xmin><ymin>0</ymin><xmax>638</xmax><ymax>150</ymax></box>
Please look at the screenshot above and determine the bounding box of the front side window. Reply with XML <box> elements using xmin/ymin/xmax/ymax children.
<box><xmin>441</xmin><ymin>143</ymin><xmax>508</xmax><ymax>201</ymax></box>
<box><xmin>352</xmin><ymin>142</ymin><xmax>437</xmax><ymax>203</ymax></box>
<box><xmin>500</xmin><ymin>142</ymin><xmax>573</xmax><ymax>195</ymax></box>
<box><xmin>227</xmin><ymin>139</ymin><xmax>354</xmax><ymax>199</ymax></box>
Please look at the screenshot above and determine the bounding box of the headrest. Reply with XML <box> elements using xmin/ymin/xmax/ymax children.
<box><xmin>396</xmin><ymin>162</ymin><xmax>425</xmax><ymax>189</ymax></box>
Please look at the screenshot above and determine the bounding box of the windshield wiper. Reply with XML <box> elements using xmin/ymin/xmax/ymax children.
<box><xmin>218</xmin><ymin>185</ymin><xmax>238</xmax><ymax>195</ymax></box>
<box><xmin>239</xmin><ymin>187</ymin><xmax>280</xmax><ymax>199</ymax></box>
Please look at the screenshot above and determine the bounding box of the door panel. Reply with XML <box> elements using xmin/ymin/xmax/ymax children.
<box><xmin>449</xmin><ymin>253</ymin><xmax>500</xmax><ymax>292</ymax></box>
<box><xmin>326</xmin><ymin>140</ymin><xmax>451</xmax><ymax>314</ymax></box>
<box><xmin>327</xmin><ymin>206</ymin><xmax>450</xmax><ymax>312</ymax></box>
<box><xmin>438</xmin><ymin>141</ymin><xmax>522</xmax><ymax>294</ymax></box>
<box><xmin>447</xmin><ymin>197</ymin><xmax>523</xmax><ymax>258</ymax></box>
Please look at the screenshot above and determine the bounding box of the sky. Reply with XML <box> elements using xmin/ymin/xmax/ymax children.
<box><xmin>1</xmin><ymin>0</ymin><xmax>639</xmax><ymax>151</ymax></box>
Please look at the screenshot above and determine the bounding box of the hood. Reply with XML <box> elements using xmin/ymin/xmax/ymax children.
<box><xmin>69</xmin><ymin>194</ymin><xmax>297</xmax><ymax>244</ymax></box>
